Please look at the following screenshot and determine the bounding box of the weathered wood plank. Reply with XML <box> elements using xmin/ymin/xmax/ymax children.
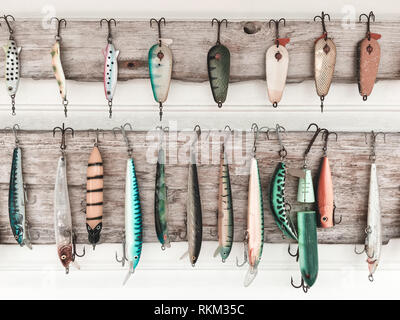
<box><xmin>0</xmin><ymin>129</ymin><xmax>399</xmax><ymax>245</ymax></box>
<box><xmin>0</xmin><ymin>20</ymin><xmax>399</xmax><ymax>83</ymax></box>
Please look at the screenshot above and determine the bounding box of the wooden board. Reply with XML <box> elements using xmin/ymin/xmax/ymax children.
<box><xmin>0</xmin><ymin>20</ymin><xmax>399</xmax><ymax>83</ymax></box>
<box><xmin>0</xmin><ymin>129</ymin><xmax>399</xmax><ymax>245</ymax></box>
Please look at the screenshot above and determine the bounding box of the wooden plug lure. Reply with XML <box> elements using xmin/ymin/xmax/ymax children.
<box><xmin>208</xmin><ymin>19</ymin><xmax>230</xmax><ymax>108</ymax></box>
<box><xmin>114</xmin><ymin>123</ymin><xmax>143</xmax><ymax>285</ymax></box>
<box><xmin>358</xmin><ymin>12</ymin><xmax>381</xmax><ymax>101</ymax></box>
<box><xmin>50</xmin><ymin>18</ymin><xmax>68</xmax><ymax>117</ymax></box>
<box><xmin>266</xmin><ymin>19</ymin><xmax>290</xmax><ymax>108</ymax></box>
<box><xmin>313</xmin><ymin>12</ymin><xmax>336</xmax><ymax>112</ymax></box>
<box><xmin>1</xmin><ymin>15</ymin><xmax>21</xmax><ymax>115</ymax></box>
<box><xmin>53</xmin><ymin>124</ymin><xmax>85</xmax><ymax>274</ymax></box>
<box><xmin>100</xmin><ymin>19</ymin><xmax>119</xmax><ymax>118</ymax></box>
<box><xmin>86</xmin><ymin>130</ymin><xmax>104</xmax><ymax>249</ymax></box>
<box><xmin>213</xmin><ymin>127</ymin><xmax>234</xmax><ymax>262</ymax></box>
<box><xmin>149</xmin><ymin>18</ymin><xmax>173</xmax><ymax>121</ymax></box>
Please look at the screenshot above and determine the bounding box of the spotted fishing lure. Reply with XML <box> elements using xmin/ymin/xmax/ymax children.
<box><xmin>1</xmin><ymin>15</ymin><xmax>21</xmax><ymax>115</ymax></box>
<box><xmin>149</xmin><ymin>18</ymin><xmax>173</xmax><ymax>121</ymax></box>
<box><xmin>100</xmin><ymin>19</ymin><xmax>119</xmax><ymax>118</ymax></box>
<box><xmin>50</xmin><ymin>18</ymin><xmax>68</xmax><ymax>117</ymax></box>
<box><xmin>358</xmin><ymin>12</ymin><xmax>381</xmax><ymax>101</ymax></box>
<box><xmin>207</xmin><ymin>19</ymin><xmax>230</xmax><ymax>108</ymax></box>
<box><xmin>266</xmin><ymin>19</ymin><xmax>290</xmax><ymax>107</ymax></box>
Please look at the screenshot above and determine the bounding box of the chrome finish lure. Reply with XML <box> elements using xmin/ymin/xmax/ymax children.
<box><xmin>149</xmin><ymin>18</ymin><xmax>173</xmax><ymax>121</ymax></box>
<box><xmin>50</xmin><ymin>18</ymin><xmax>68</xmax><ymax>117</ymax></box>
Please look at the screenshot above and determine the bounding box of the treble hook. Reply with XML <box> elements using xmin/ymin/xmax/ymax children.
<box><xmin>89</xmin><ymin>128</ymin><xmax>103</xmax><ymax>147</ymax></box>
<box><xmin>52</xmin><ymin>123</ymin><xmax>74</xmax><ymax>153</ymax></box>
<box><xmin>113</xmin><ymin>123</ymin><xmax>133</xmax><ymax>157</ymax></box>
<box><xmin>100</xmin><ymin>18</ymin><xmax>117</xmax><ymax>44</ymax></box>
<box><xmin>251</xmin><ymin>123</ymin><xmax>259</xmax><ymax>156</ymax></box>
<box><xmin>303</xmin><ymin>123</ymin><xmax>325</xmax><ymax>167</ymax></box>
<box><xmin>359</xmin><ymin>11</ymin><xmax>375</xmax><ymax>40</ymax></box>
<box><xmin>72</xmin><ymin>232</ymin><xmax>86</xmax><ymax>258</ymax></box>
<box><xmin>288</xmin><ymin>243</ymin><xmax>299</xmax><ymax>262</ymax></box>
<box><xmin>50</xmin><ymin>17</ymin><xmax>67</xmax><ymax>40</ymax></box>
<box><xmin>5</xmin><ymin>123</ymin><xmax>20</xmax><ymax>146</ymax></box>
<box><xmin>321</xmin><ymin>129</ymin><xmax>338</xmax><ymax>155</ymax></box>
<box><xmin>0</xmin><ymin>15</ymin><xmax>15</xmax><ymax>39</ymax></box>
<box><xmin>150</xmin><ymin>17</ymin><xmax>166</xmax><ymax>46</ymax></box>
<box><xmin>268</xmin><ymin>18</ymin><xmax>286</xmax><ymax>47</ymax></box>
<box><xmin>366</xmin><ymin>131</ymin><xmax>386</xmax><ymax>163</ymax></box>
<box><xmin>223</xmin><ymin>125</ymin><xmax>233</xmax><ymax>146</ymax></box>
<box><xmin>211</xmin><ymin>18</ymin><xmax>228</xmax><ymax>45</ymax></box>
<box><xmin>267</xmin><ymin>124</ymin><xmax>287</xmax><ymax>160</ymax></box>
<box><xmin>314</xmin><ymin>11</ymin><xmax>331</xmax><ymax>40</ymax></box>
<box><xmin>236</xmin><ymin>232</ymin><xmax>248</xmax><ymax>267</ymax></box>
<box><xmin>290</xmin><ymin>276</ymin><xmax>309</xmax><ymax>293</ymax></box>
<box><xmin>115</xmin><ymin>233</ymin><xmax>128</xmax><ymax>266</ymax></box>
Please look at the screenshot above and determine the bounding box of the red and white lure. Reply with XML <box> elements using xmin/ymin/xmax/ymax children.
<box><xmin>100</xmin><ymin>19</ymin><xmax>119</xmax><ymax>118</ymax></box>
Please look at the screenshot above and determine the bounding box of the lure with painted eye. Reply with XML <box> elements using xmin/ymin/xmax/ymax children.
<box><xmin>316</xmin><ymin>156</ymin><xmax>335</xmax><ymax>228</ymax></box>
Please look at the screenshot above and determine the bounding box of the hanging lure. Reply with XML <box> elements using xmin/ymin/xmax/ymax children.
<box><xmin>154</xmin><ymin>126</ymin><xmax>170</xmax><ymax>250</ymax></box>
<box><xmin>86</xmin><ymin>129</ymin><xmax>104</xmax><ymax>249</ymax></box>
<box><xmin>114</xmin><ymin>123</ymin><xmax>143</xmax><ymax>285</ymax></box>
<box><xmin>236</xmin><ymin>124</ymin><xmax>264</xmax><ymax>287</ymax></box>
<box><xmin>50</xmin><ymin>18</ymin><xmax>68</xmax><ymax>117</ymax></box>
<box><xmin>207</xmin><ymin>19</ymin><xmax>230</xmax><ymax>108</ymax></box>
<box><xmin>266</xmin><ymin>19</ymin><xmax>290</xmax><ymax>107</ymax></box>
<box><xmin>53</xmin><ymin>123</ymin><xmax>85</xmax><ymax>273</ymax></box>
<box><xmin>8</xmin><ymin>124</ymin><xmax>36</xmax><ymax>248</ymax></box>
<box><xmin>355</xmin><ymin>131</ymin><xmax>384</xmax><ymax>282</ymax></box>
<box><xmin>100</xmin><ymin>18</ymin><xmax>119</xmax><ymax>118</ymax></box>
<box><xmin>268</xmin><ymin>124</ymin><xmax>297</xmax><ymax>240</ymax></box>
<box><xmin>1</xmin><ymin>15</ymin><xmax>21</xmax><ymax>115</ymax></box>
<box><xmin>180</xmin><ymin>125</ymin><xmax>203</xmax><ymax>266</ymax></box>
<box><xmin>213</xmin><ymin>126</ymin><xmax>234</xmax><ymax>262</ymax></box>
<box><xmin>358</xmin><ymin>12</ymin><xmax>381</xmax><ymax>101</ymax></box>
<box><xmin>149</xmin><ymin>18</ymin><xmax>173</xmax><ymax>121</ymax></box>
<box><xmin>313</xmin><ymin>12</ymin><xmax>336</xmax><ymax>112</ymax></box>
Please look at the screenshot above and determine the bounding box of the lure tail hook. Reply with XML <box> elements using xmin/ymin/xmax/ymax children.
<box><xmin>236</xmin><ymin>232</ymin><xmax>248</xmax><ymax>267</ymax></box>
<box><xmin>290</xmin><ymin>276</ymin><xmax>309</xmax><ymax>293</ymax></box>
<box><xmin>115</xmin><ymin>234</ymin><xmax>128</xmax><ymax>266</ymax></box>
<box><xmin>72</xmin><ymin>232</ymin><xmax>86</xmax><ymax>258</ymax></box>
<box><xmin>288</xmin><ymin>243</ymin><xmax>299</xmax><ymax>262</ymax></box>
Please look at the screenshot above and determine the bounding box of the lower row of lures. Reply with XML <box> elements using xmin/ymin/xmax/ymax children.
<box><xmin>5</xmin><ymin>123</ymin><xmax>384</xmax><ymax>290</ymax></box>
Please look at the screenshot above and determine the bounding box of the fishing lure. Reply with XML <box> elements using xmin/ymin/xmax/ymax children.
<box><xmin>1</xmin><ymin>15</ymin><xmax>21</xmax><ymax>115</ymax></box>
<box><xmin>266</xmin><ymin>19</ymin><xmax>290</xmax><ymax>107</ymax></box>
<box><xmin>269</xmin><ymin>124</ymin><xmax>297</xmax><ymax>240</ymax></box>
<box><xmin>358</xmin><ymin>12</ymin><xmax>381</xmax><ymax>101</ymax></box>
<box><xmin>149</xmin><ymin>18</ymin><xmax>173</xmax><ymax>121</ymax></box>
<box><xmin>154</xmin><ymin>126</ymin><xmax>170</xmax><ymax>250</ymax></box>
<box><xmin>213</xmin><ymin>126</ymin><xmax>234</xmax><ymax>262</ymax></box>
<box><xmin>207</xmin><ymin>19</ymin><xmax>230</xmax><ymax>108</ymax></box>
<box><xmin>50</xmin><ymin>18</ymin><xmax>68</xmax><ymax>117</ymax></box>
<box><xmin>114</xmin><ymin>123</ymin><xmax>143</xmax><ymax>285</ymax></box>
<box><xmin>86</xmin><ymin>130</ymin><xmax>104</xmax><ymax>249</ymax></box>
<box><xmin>100</xmin><ymin>19</ymin><xmax>119</xmax><ymax>118</ymax></box>
<box><xmin>313</xmin><ymin>12</ymin><xmax>336</xmax><ymax>112</ymax></box>
<box><xmin>53</xmin><ymin>124</ymin><xmax>85</xmax><ymax>273</ymax></box>
<box><xmin>355</xmin><ymin>131</ymin><xmax>384</xmax><ymax>282</ymax></box>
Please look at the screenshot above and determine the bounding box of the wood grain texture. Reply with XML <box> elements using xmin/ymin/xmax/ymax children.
<box><xmin>0</xmin><ymin>20</ymin><xmax>397</xmax><ymax>83</ymax></box>
<box><xmin>0</xmin><ymin>129</ymin><xmax>399</xmax><ymax>245</ymax></box>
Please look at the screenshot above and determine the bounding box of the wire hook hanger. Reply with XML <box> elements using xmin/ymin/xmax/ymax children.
<box><xmin>100</xmin><ymin>18</ymin><xmax>117</xmax><ymax>44</ymax></box>
<box><xmin>211</xmin><ymin>18</ymin><xmax>228</xmax><ymax>45</ymax></box>
<box><xmin>52</xmin><ymin>123</ymin><xmax>74</xmax><ymax>154</ymax></box>
<box><xmin>150</xmin><ymin>17</ymin><xmax>166</xmax><ymax>46</ymax></box>
<box><xmin>268</xmin><ymin>18</ymin><xmax>286</xmax><ymax>47</ymax></box>
<box><xmin>314</xmin><ymin>11</ymin><xmax>331</xmax><ymax>40</ymax></box>
<box><xmin>359</xmin><ymin>11</ymin><xmax>375</xmax><ymax>40</ymax></box>
<box><xmin>0</xmin><ymin>15</ymin><xmax>15</xmax><ymax>39</ymax></box>
<box><xmin>51</xmin><ymin>17</ymin><xmax>67</xmax><ymax>40</ymax></box>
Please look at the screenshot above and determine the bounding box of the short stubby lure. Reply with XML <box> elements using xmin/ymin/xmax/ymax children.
<box><xmin>266</xmin><ymin>19</ymin><xmax>290</xmax><ymax>107</ymax></box>
<box><xmin>50</xmin><ymin>18</ymin><xmax>68</xmax><ymax>117</ymax></box>
<box><xmin>100</xmin><ymin>19</ymin><xmax>119</xmax><ymax>118</ymax></box>
<box><xmin>207</xmin><ymin>19</ymin><xmax>230</xmax><ymax>108</ymax></box>
<box><xmin>149</xmin><ymin>18</ymin><xmax>173</xmax><ymax>121</ymax></box>
<box><xmin>313</xmin><ymin>12</ymin><xmax>336</xmax><ymax>112</ymax></box>
<box><xmin>358</xmin><ymin>12</ymin><xmax>381</xmax><ymax>101</ymax></box>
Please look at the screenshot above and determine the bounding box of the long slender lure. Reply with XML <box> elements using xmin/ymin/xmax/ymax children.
<box><xmin>358</xmin><ymin>12</ymin><xmax>381</xmax><ymax>101</ymax></box>
<box><xmin>213</xmin><ymin>126</ymin><xmax>234</xmax><ymax>262</ymax></box>
<box><xmin>236</xmin><ymin>124</ymin><xmax>264</xmax><ymax>287</ymax></box>
<box><xmin>149</xmin><ymin>18</ymin><xmax>173</xmax><ymax>121</ymax></box>
<box><xmin>50</xmin><ymin>18</ymin><xmax>68</xmax><ymax>117</ymax></box>
<box><xmin>266</xmin><ymin>19</ymin><xmax>290</xmax><ymax>108</ymax></box>
<box><xmin>53</xmin><ymin>124</ymin><xmax>85</xmax><ymax>274</ymax></box>
<box><xmin>180</xmin><ymin>125</ymin><xmax>203</xmax><ymax>266</ymax></box>
<box><xmin>355</xmin><ymin>131</ymin><xmax>385</xmax><ymax>282</ymax></box>
<box><xmin>114</xmin><ymin>123</ymin><xmax>143</xmax><ymax>285</ymax></box>
<box><xmin>268</xmin><ymin>124</ymin><xmax>297</xmax><ymax>240</ymax></box>
<box><xmin>313</xmin><ymin>12</ymin><xmax>336</xmax><ymax>112</ymax></box>
<box><xmin>86</xmin><ymin>129</ymin><xmax>104</xmax><ymax>249</ymax></box>
<box><xmin>100</xmin><ymin>18</ymin><xmax>119</xmax><ymax>118</ymax></box>
<box><xmin>1</xmin><ymin>15</ymin><xmax>21</xmax><ymax>115</ymax></box>
<box><xmin>208</xmin><ymin>19</ymin><xmax>230</xmax><ymax>108</ymax></box>
<box><xmin>154</xmin><ymin>126</ymin><xmax>171</xmax><ymax>250</ymax></box>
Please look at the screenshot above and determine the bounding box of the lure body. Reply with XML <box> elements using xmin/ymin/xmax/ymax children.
<box><xmin>50</xmin><ymin>41</ymin><xmax>67</xmax><ymax>101</ymax></box>
<box><xmin>54</xmin><ymin>156</ymin><xmax>74</xmax><ymax>271</ymax></box>
<box><xmin>3</xmin><ymin>39</ymin><xmax>21</xmax><ymax>97</ymax></box>
<box><xmin>86</xmin><ymin>146</ymin><xmax>103</xmax><ymax>247</ymax></box>
<box><xmin>317</xmin><ymin>156</ymin><xmax>334</xmax><ymax>228</ymax></box>
<box><xmin>269</xmin><ymin>162</ymin><xmax>297</xmax><ymax>240</ymax></box>
<box><xmin>8</xmin><ymin>147</ymin><xmax>31</xmax><ymax>248</ymax></box>
<box><xmin>103</xmin><ymin>43</ymin><xmax>119</xmax><ymax>103</ymax></box>
<box><xmin>314</xmin><ymin>37</ymin><xmax>336</xmax><ymax>102</ymax></box>
<box><xmin>297</xmin><ymin>169</ymin><xmax>315</xmax><ymax>203</ymax></box>
<box><xmin>297</xmin><ymin>211</ymin><xmax>319</xmax><ymax>288</ymax></box>
<box><xmin>358</xmin><ymin>36</ymin><xmax>381</xmax><ymax>100</ymax></box>
<box><xmin>207</xmin><ymin>44</ymin><xmax>230</xmax><ymax>107</ymax></box>
<box><xmin>154</xmin><ymin>146</ymin><xmax>170</xmax><ymax>249</ymax></box>
<box><xmin>149</xmin><ymin>43</ymin><xmax>172</xmax><ymax>104</ymax></box>
<box><xmin>366</xmin><ymin>163</ymin><xmax>381</xmax><ymax>278</ymax></box>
